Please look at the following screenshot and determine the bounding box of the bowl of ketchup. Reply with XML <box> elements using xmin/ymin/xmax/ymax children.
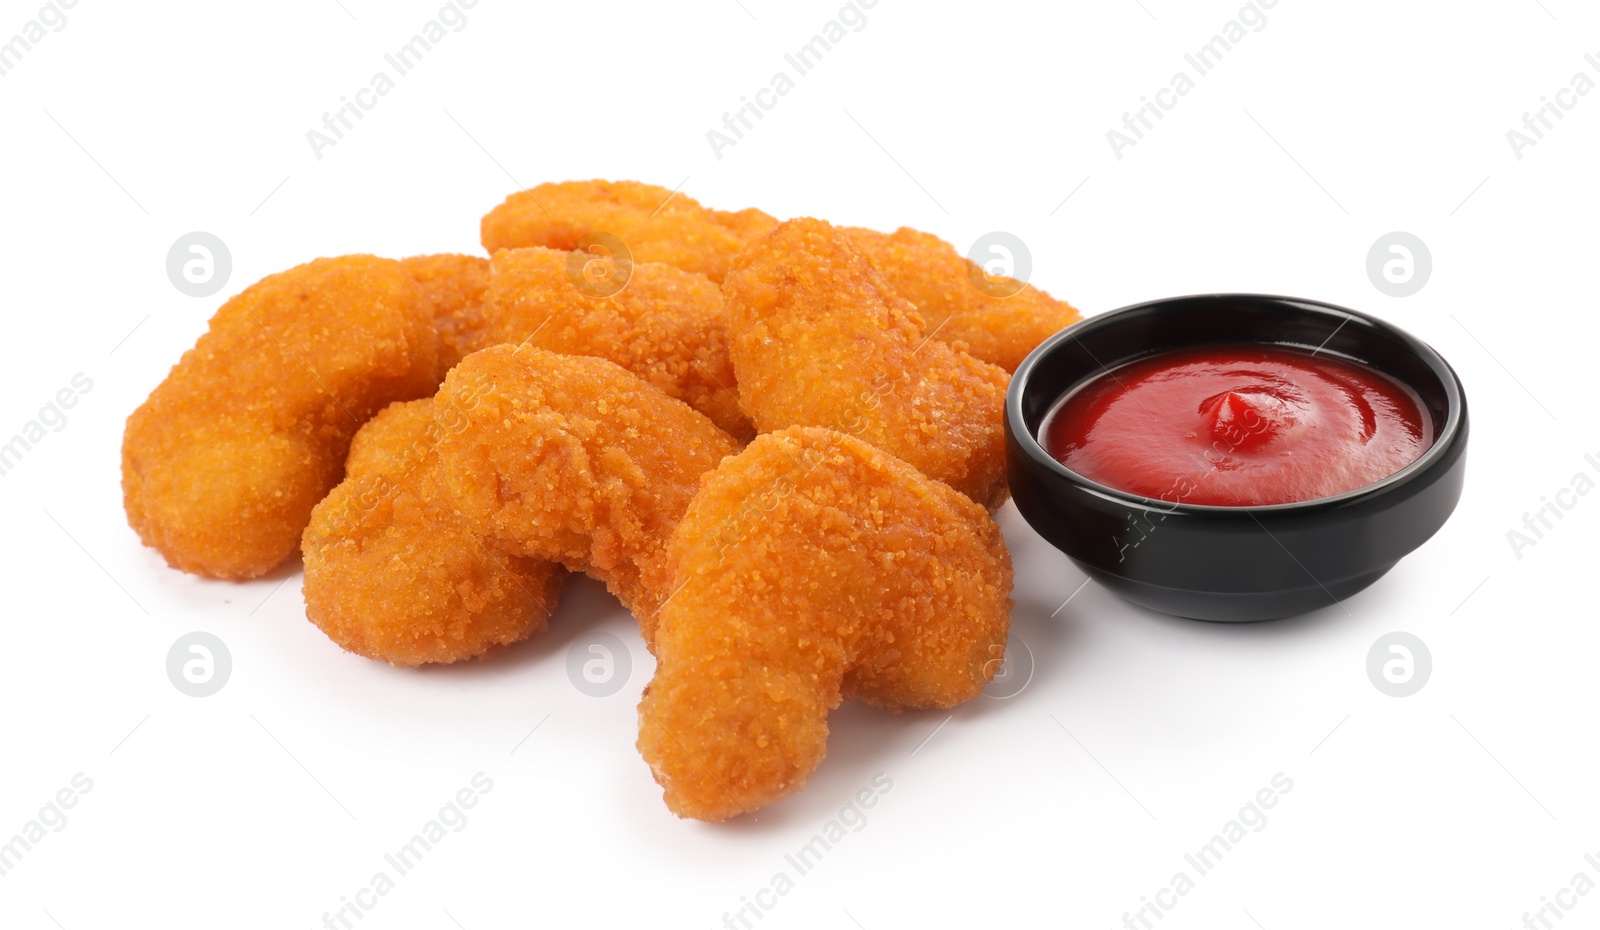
<box><xmin>1005</xmin><ymin>294</ymin><xmax>1468</xmax><ymax>621</ymax></box>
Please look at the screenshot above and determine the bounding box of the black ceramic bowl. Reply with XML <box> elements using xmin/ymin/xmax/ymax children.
<box><xmin>1005</xmin><ymin>294</ymin><xmax>1468</xmax><ymax>622</ymax></box>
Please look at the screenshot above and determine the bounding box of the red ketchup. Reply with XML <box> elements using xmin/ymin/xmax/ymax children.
<box><xmin>1041</xmin><ymin>344</ymin><xmax>1433</xmax><ymax>506</ymax></box>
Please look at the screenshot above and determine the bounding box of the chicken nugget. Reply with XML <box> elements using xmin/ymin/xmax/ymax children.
<box><xmin>122</xmin><ymin>255</ymin><xmax>437</xmax><ymax>579</ymax></box>
<box><xmin>302</xmin><ymin>396</ymin><xmax>565</xmax><ymax>666</ymax></box>
<box><xmin>724</xmin><ymin>218</ymin><xmax>1011</xmax><ymax>509</ymax></box>
<box><xmin>401</xmin><ymin>253</ymin><xmax>493</xmax><ymax>380</ymax></box>
<box><xmin>480</xmin><ymin>179</ymin><xmax>777</xmax><ymax>284</ymax></box>
<box><xmin>434</xmin><ymin>345</ymin><xmax>736</xmax><ymax>637</ymax></box>
<box><xmin>709</xmin><ymin>207</ymin><xmax>781</xmax><ymax>242</ymax></box>
<box><xmin>637</xmin><ymin>426</ymin><xmax>1014</xmax><ymax>821</ymax></box>
<box><xmin>844</xmin><ymin>226</ymin><xmax>1082</xmax><ymax>373</ymax></box>
<box><xmin>483</xmin><ymin>247</ymin><xmax>751</xmax><ymax>439</ymax></box>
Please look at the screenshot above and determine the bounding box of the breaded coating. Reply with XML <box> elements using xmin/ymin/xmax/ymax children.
<box><xmin>844</xmin><ymin>226</ymin><xmax>1082</xmax><ymax>373</ymax></box>
<box><xmin>435</xmin><ymin>346</ymin><xmax>736</xmax><ymax>637</ymax></box>
<box><xmin>637</xmin><ymin>427</ymin><xmax>1014</xmax><ymax>821</ymax></box>
<box><xmin>302</xmin><ymin>397</ymin><xmax>565</xmax><ymax>666</ymax></box>
<box><xmin>480</xmin><ymin>179</ymin><xmax>777</xmax><ymax>284</ymax></box>
<box><xmin>122</xmin><ymin>256</ymin><xmax>437</xmax><ymax>579</ymax></box>
<box><xmin>401</xmin><ymin>253</ymin><xmax>493</xmax><ymax>380</ymax></box>
<box><xmin>710</xmin><ymin>207</ymin><xmax>781</xmax><ymax>242</ymax></box>
<box><xmin>483</xmin><ymin>247</ymin><xmax>751</xmax><ymax>440</ymax></box>
<box><xmin>724</xmin><ymin>218</ymin><xmax>1012</xmax><ymax>509</ymax></box>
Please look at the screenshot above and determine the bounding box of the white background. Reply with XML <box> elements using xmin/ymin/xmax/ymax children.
<box><xmin>1</xmin><ymin>1</ymin><xmax>1596</xmax><ymax>928</ymax></box>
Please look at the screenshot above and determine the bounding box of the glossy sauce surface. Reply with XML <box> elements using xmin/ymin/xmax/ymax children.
<box><xmin>1041</xmin><ymin>344</ymin><xmax>1432</xmax><ymax>506</ymax></box>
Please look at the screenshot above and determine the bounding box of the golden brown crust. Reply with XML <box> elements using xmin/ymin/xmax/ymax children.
<box><xmin>434</xmin><ymin>345</ymin><xmax>737</xmax><ymax>638</ymax></box>
<box><xmin>482</xmin><ymin>247</ymin><xmax>751</xmax><ymax>440</ymax></box>
<box><xmin>302</xmin><ymin>398</ymin><xmax>564</xmax><ymax>666</ymax></box>
<box><xmin>480</xmin><ymin>179</ymin><xmax>776</xmax><ymax>284</ymax></box>
<box><xmin>121</xmin><ymin>255</ymin><xmax>437</xmax><ymax>579</ymax></box>
<box><xmin>401</xmin><ymin>253</ymin><xmax>494</xmax><ymax>380</ymax></box>
<box><xmin>844</xmin><ymin>226</ymin><xmax>1082</xmax><ymax>373</ymax></box>
<box><xmin>724</xmin><ymin>218</ymin><xmax>1011</xmax><ymax>509</ymax></box>
<box><xmin>709</xmin><ymin>207</ymin><xmax>782</xmax><ymax>242</ymax></box>
<box><xmin>637</xmin><ymin>427</ymin><xmax>1014</xmax><ymax>821</ymax></box>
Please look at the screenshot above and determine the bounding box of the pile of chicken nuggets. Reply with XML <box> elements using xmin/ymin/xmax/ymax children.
<box><xmin>121</xmin><ymin>180</ymin><xmax>1082</xmax><ymax>821</ymax></box>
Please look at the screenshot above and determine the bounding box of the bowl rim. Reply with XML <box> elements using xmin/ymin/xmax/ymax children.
<box><xmin>1006</xmin><ymin>292</ymin><xmax>1469</xmax><ymax>516</ymax></box>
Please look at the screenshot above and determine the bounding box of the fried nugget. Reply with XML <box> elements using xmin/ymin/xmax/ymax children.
<box><xmin>401</xmin><ymin>253</ymin><xmax>493</xmax><ymax>380</ymax></box>
<box><xmin>483</xmin><ymin>247</ymin><xmax>751</xmax><ymax>439</ymax></box>
<box><xmin>301</xmin><ymin>396</ymin><xmax>565</xmax><ymax>666</ymax></box>
<box><xmin>637</xmin><ymin>427</ymin><xmax>1014</xmax><ymax>821</ymax></box>
<box><xmin>122</xmin><ymin>256</ymin><xmax>437</xmax><ymax>579</ymax></box>
<box><xmin>709</xmin><ymin>207</ymin><xmax>781</xmax><ymax>242</ymax></box>
<box><xmin>724</xmin><ymin>218</ymin><xmax>1011</xmax><ymax>509</ymax></box>
<box><xmin>480</xmin><ymin>180</ymin><xmax>777</xmax><ymax>284</ymax></box>
<box><xmin>435</xmin><ymin>345</ymin><xmax>736</xmax><ymax>637</ymax></box>
<box><xmin>844</xmin><ymin>226</ymin><xmax>1082</xmax><ymax>373</ymax></box>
